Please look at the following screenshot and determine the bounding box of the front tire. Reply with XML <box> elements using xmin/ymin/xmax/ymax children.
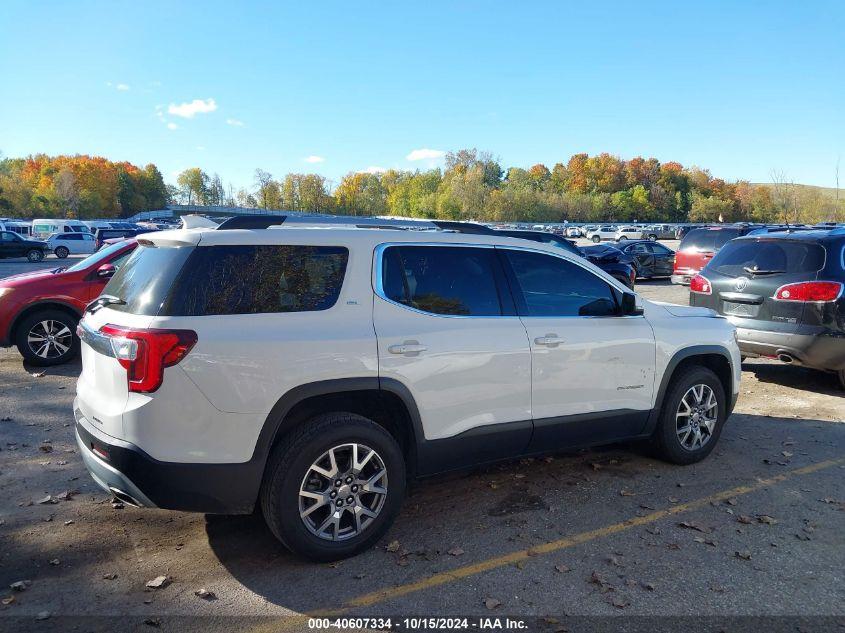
<box><xmin>15</xmin><ymin>309</ymin><xmax>79</xmax><ymax>366</ymax></box>
<box><xmin>27</xmin><ymin>249</ymin><xmax>44</xmax><ymax>262</ymax></box>
<box><xmin>591</xmin><ymin>235</ymin><xmax>601</xmax><ymax>243</ymax></box>
<box><xmin>260</xmin><ymin>412</ymin><xmax>406</xmax><ymax>561</ymax></box>
<box><xmin>648</xmin><ymin>234</ymin><xmax>657</xmax><ymax>241</ymax></box>
<box><xmin>54</xmin><ymin>246</ymin><xmax>69</xmax><ymax>259</ymax></box>
<box><xmin>837</xmin><ymin>369</ymin><xmax>845</xmax><ymax>390</ymax></box>
<box><xmin>652</xmin><ymin>365</ymin><xmax>726</xmax><ymax>465</ymax></box>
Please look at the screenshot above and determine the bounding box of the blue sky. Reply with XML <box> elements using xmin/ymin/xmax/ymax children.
<box><xmin>1</xmin><ymin>1</ymin><xmax>843</xmax><ymax>190</ymax></box>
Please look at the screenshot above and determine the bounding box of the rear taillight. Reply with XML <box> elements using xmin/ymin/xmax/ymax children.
<box><xmin>690</xmin><ymin>274</ymin><xmax>712</xmax><ymax>295</ymax></box>
<box><xmin>99</xmin><ymin>324</ymin><xmax>197</xmax><ymax>393</ymax></box>
<box><xmin>773</xmin><ymin>281</ymin><xmax>843</xmax><ymax>303</ymax></box>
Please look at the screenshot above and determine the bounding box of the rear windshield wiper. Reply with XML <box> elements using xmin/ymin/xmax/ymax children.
<box><xmin>85</xmin><ymin>295</ymin><xmax>126</xmax><ymax>314</ymax></box>
<box><xmin>743</xmin><ymin>266</ymin><xmax>785</xmax><ymax>276</ymax></box>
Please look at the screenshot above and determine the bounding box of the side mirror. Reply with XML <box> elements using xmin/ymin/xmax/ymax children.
<box><xmin>96</xmin><ymin>264</ymin><xmax>116</xmax><ymax>278</ymax></box>
<box><xmin>621</xmin><ymin>292</ymin><xmax>644</xmax><ymax>316</ymax></box>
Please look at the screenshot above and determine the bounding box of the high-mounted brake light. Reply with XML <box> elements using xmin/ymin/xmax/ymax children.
<box><xmin>773</xmin><ymin>281</ymin><xmax>843</xmax><ymax>303</ymax></box>
<box><xmin>99</xmin><ymin>325</ymin><xmax>197</xmax><ymax>393</ymax></box>
<box><xmin>689</xmin><ymin>274</ymin><xmax>712</xmax><ymax>295</ymax></box>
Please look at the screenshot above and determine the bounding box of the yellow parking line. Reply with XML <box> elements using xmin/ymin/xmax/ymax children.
<box><xmin>311</xmin><ymin>456</ymin><xmax>843</xmax><ymax>616</ymax></box>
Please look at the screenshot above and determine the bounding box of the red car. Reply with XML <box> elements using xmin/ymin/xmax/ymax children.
<box><xmin>671</xmin><ymin>226</ymin><xmax>752</xmax><ymax>285</ymax></box>
<box><xmin>0</xmin><ymin>240</ymin><xmax>137</xmax><ymax>365</ymax></box>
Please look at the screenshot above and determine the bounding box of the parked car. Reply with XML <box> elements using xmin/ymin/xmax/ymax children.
<box><xmin>587</xmin><ymin>225</ymin><xmax>619</xmax><ymax>242</ymax></box>
<box><xmin>496</xmin><ymin>229</ymin><xmax>637</xmax><ymax>288</ymax></box>
<box><xmin>74</xmin><ymin>225</ymin><xmax>740</xmax><ymax>561</ymax></box>
<box><xmin>94</xmin><ymin>228</ymin><xmax>143</xmax><ymax>249</ymax></box>
<box><xmin>31</xmin><ymin>219</ymin><xmax>90</xmax><ymax>239</ymax></box>
<box><xmin>614</xmin><ymin>226</ymin><xmax>644</xmax><ymax>241</ymax></box>
<box><xmin>643</xmin><ymin>224</ymin><xmax>676</xmax><ymax>241</ymax></box>
<box><xmin>47</xmin><ymin>232</ymin><xmax>98</xmax><ymax>258</ymax></box>
<box><xmin>0</xmin><ymin>230</ymin><xmax>50</xmax><ymax>262</ymax></box>
<box><xmin>0</xmin><ymin>240</ymin><xmax>137</xmax><ymax>365</ymax></box>
<box><xmin>675</xmin><ymin>224</ymin><xmax>708</xmax><ymax>240</ymax></box>
<box><xmin>672</xmin><ymin>226</ymin><xmax>755</xmax><ymax>285</ymax></box>
<box><xmin>618</xmin><ymin>240</ymin><xmax>676</xmax><ymax>279</ymax></box>
<box><xmin>564</xmin><ymin>226</ymin><xmax>583</xmax><ymax>238</ymax></box>
<box><xmin>689</xmin><ymin>229</ymin><xmax>845</xmax><ymax>388</ymax></box>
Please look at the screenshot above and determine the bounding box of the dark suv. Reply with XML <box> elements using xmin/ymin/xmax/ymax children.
<box><xmin>689</xmin><ymin>229</ymin><xmax>845</xmax><ymax>388</ymax></box>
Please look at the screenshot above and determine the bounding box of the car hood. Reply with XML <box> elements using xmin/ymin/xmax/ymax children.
<box><xmin>0</xmin><ymin>267</ymin><xmax>69</xmax><ymax>286</ymax></box>
<box><xmin>652</xmin><ymin>301</ymin><xmax>719</xmax><ymax>318</ymax></box>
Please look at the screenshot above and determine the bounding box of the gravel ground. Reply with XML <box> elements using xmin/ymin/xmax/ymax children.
<box><xmin>0</xmin><ymin>249</ymin><xmax>843</xmax><ymax>632</ymax></box>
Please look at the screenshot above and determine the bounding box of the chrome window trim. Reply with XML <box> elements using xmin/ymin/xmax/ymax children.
<box><xmin>373</xmin><ymin>241</ymin><xmax>643</xmax><ymax>320</ymax></box>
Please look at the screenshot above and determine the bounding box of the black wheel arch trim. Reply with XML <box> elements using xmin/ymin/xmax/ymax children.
<box><xmin>10</xmin><ymin>301</ymin><xmax>83</xmax><ymax>341</ymax></box>
<box><xmin>643</xmin><ymin>344</ymin><xmax>737</xmax><ymax>436</ymax></box>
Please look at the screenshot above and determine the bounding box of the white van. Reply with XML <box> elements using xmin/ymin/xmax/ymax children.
<box><xmin>31</xmin><ymin>219</ymin><xmax>91</xmax><ymax>238</ymax></box>
<box><xmin>0</xmin><ymin>219</ymin><xmax>33</xmax><ymax>237</ymax></box>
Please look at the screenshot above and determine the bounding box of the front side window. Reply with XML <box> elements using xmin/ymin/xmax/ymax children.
<box><xmin>504</xmin><ymin>250</ymin><xmax>619</xmax><ymax>317</ymax></box>
<box><xmin>164</xmin><ymin>245</ymin><xmax>348</xmax><ymax>316</ymax></box>
<box><xmin>381</xmin><ymin>245</ymin><xmax>503</xmax><ymax>316</ymax></box>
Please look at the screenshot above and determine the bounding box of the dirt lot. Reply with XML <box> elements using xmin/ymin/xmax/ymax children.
<box><xmin>0</xmin><ymin>254</ymin><xmax>843</xmax><ymax>632</ymax></box>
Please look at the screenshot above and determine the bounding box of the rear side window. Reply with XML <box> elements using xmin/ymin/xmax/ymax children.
<box><xmin>164</xmin><ymin>245</ymin><xmax>348</xmax><ymax>316</ymax></box>
<box><xmin>708</xmin><ymin>240</ymin><xmax>826</xmax><ymax>277</ymax></box>
<box><xmin>381</xmin><ymin>246</ymin><xmax>503</xmax><ymax>316</ymax></box>
<box><xmin>504</xmin><ymin>250</ymin><xmax>619</xmax><ymax>317</ymax></box>
<box><xmin>681</xmin><ymin>228</ymin><xmax>743</xmax><ymax>252</ymax></box>
<box><xmin>103</xmin><ymin>245</ymin><xmax>194</xmax><ymax>315</ymax></box>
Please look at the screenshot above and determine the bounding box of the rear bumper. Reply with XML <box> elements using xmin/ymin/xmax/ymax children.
<box><xmin>74</xmin><ymin>402</ymin><xmax>261</xmax><ymax>514</ymax></box>
<box><xmin>671</xmin><ymin>272</ymin><xmax>695</xmax><ymax>285</ymax></box>
<box><xmin>737</xmin><ymin>327</ymin><xmax>845</xmax><ymax>372</ymax></box>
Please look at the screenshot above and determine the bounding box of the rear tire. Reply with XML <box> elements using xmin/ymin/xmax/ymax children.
<box><xmin>55</xmin><ymin>246</ymin><xmax>69</xmax><ymax>259</ymax></box>
<box><xmin>652</xmin><ymin>365</ymin><xmax>726</xmax><ymax>465</ymax></box>
<box><xmin>27</xmin><ymin>249</ymin><xmax>44</xmax><ymax>262</ymax></box>
<box><xmin>14</xmin><ymin>309</ymin><xmax>79</xmax><ymax>366</ymax></box>
<box><xmin>648</xmin><ymin>234</ymin><xmax>657</xmax><ymax>241</ymax></box>
<box><xmin>260</xmin><ymin>412</ymin><xmax>406</xmax><ymax>561</ymax></box>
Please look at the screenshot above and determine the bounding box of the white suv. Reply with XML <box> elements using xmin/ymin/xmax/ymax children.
<box><xmin>74</xmin><ymin>225</ymin><xmax>741</xmax><ymax>561</ymax></box>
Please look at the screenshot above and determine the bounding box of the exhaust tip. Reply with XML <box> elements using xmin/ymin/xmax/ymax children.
<box><xmin>777</xmin><ymin>353</ymin><xmax>794</xmax><ymax>364</ymax></box>
<box><xmin>108</xmin><ymin>487</ymin><xmax>143</xmax><ymax>507</ymax></box>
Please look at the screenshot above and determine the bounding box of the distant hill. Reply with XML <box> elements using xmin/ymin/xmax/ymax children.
<box><xmin>753</xmin><ymin>182</ymin><xmax>842</xmax><ymax>200</ymax></box>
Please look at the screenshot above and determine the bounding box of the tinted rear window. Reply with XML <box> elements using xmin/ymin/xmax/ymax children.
<box><xmin>163</xmin><ymin>245</ymin><xmax>348</xmax><ymax>316</ymax></box>
<box><xmin>680</xmin><ymin>228</ymin><xmax>744</xmax><ymax>252</ymax></box>
<box><xmin>103</xmin><ymin>245</ymin><xmax>193</xmax><ymax>315</ymax></box>
<box><xmin>708</xmin><ymin>240</ymin><xmax>826</xmax><ymax>278</ymax></box>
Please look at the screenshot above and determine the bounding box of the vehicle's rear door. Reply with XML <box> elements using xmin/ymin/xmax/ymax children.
<box><xmin>499</xmin><ymin>247</ymin><xmax>656</xmax><ymax>451</ymax></box>
<box><xmin>373</xmin><ymin>244</ymin><xmax>532</xmax><ymax>473</ymax></box>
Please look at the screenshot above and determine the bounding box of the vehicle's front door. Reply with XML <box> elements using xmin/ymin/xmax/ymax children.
<box><xmin>650</xmin><ymin>243</ymin><xmax>675</xmax><ymax>276</ymax></box>
<box><xmin>373</xmin><ymin>244</ymin><xmax>533</xmax><ymax>474</ymax></box>
<box><xmin>499</xmin><ymin>248</ymin><xmax>657</xmax><ymax>452</ymax></box>
<box><xmin>0</xmin><ymin>231</ymin><xmax>14</xmax><ymax>257</ymax></box>
<box><xmin>80</xmin><ymin>233</ymin><xmax>96</xmax><ymax>253</ymax></box>
<box><xmin>2</xmin><ymin>232</ymin><xmax>25</xmax><ymax>257</ymax></box>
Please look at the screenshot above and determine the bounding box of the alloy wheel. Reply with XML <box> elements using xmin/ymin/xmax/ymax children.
<box><xmin>675</xmin><ymin>384</ymin><xmax>718</xmax><ymax>450</ymax></box>
<box><xmin>27</xmin><ymin>320</ymin><xmax>73</xmax><ymax>359</ymax></box>
<box><xmin>298</xmin><ymin>443</ymin><xmax>387</xmax><ymax>541</ymax></box>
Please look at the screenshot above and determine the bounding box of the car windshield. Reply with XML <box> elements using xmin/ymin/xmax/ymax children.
<box><xmin>65</xmin><ymin>241</ymin><xmax>130</xmax><ymax>272</ymax></box>
<box><xmin>708</xmin><ymin>239</ymin><xmax>826</xmax><ymax>278</ymax></box>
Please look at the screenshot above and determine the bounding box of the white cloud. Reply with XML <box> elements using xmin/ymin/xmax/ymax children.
<box><xmin>116</xmin><ymin>83</ymin><xmax>130</xmax><ymax>91</ymax></box>
<box><xmin>196</xmin><ymin>145</ymin><xmax>206</xmax><ymax>151</ymax></box>
<box><xmin>304</xmin><ymin>155</ymin><xmax>325</xmax><ymax>164</ymax></box>
<box><xmin>406</xmin><ymin>148</ymin><xmax>445</xmax><ymax>161</ymax></box>
<box><xmin>168</xmin><ymin>98</ymin><xmax>218</xmax><ymax>119</ymax></box>
<box><xmin>360</xmin><ymin>166</ymin><xmax>387</xmax><ymax>174</ymax></box>
<box><xmin>167</xmin><ymin>122</ymin><xmax>178</xmax><ymax>130</ymax></box>
<box><xmin>226</xmin><ymin>118</ymin><xmax>245</xmax><ymax>127</ymax></box>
